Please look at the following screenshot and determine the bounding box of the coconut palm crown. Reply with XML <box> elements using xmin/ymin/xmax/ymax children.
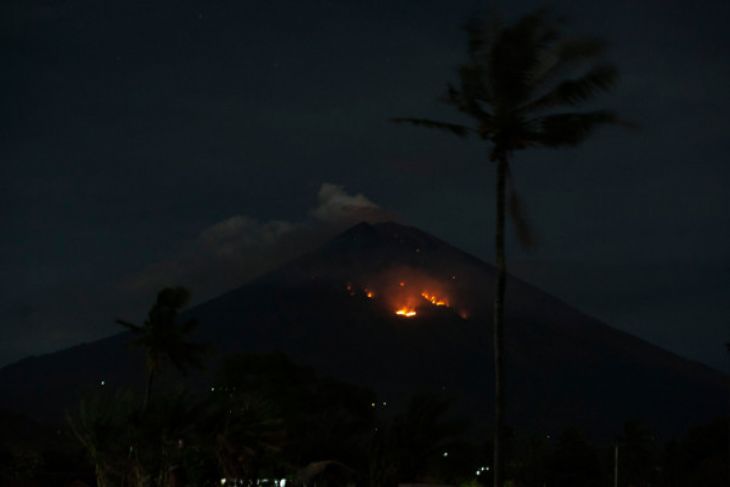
<box><xmin>395</xmin><ymin>9</ymin><xmax>620</xmax><ymax>156</ymax></box>
<box><xmin>117</xmin><ymin>287</ymin><xmax>205</xmax><ymax>411</ymax></box>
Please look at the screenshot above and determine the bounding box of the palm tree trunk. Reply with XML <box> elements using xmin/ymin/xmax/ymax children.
<box><xmin>95</xmin><ymin>463</ymin><xmax>108</xmax><ymax>487</ymax></box>
<box><xmin>143</xmin><ymin>366</ymin><xmax>155</xmax><ymax>412</ymax></box>
<box><xmin>493</xmin><ymin>155</ymin><xmax>508</xmax><ymax>487</ymax></box>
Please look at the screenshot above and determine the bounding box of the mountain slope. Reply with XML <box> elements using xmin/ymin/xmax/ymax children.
<box><xmin>0</xmin><ymin>222</ymin><xmax>726</xmax><ymax>436</ymax></box>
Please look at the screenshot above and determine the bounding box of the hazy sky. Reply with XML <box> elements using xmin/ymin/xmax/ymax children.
<box><xmin>2</xmin><ymin>0</ymin><xmax>728</xmax><ymax>371</ymax></box>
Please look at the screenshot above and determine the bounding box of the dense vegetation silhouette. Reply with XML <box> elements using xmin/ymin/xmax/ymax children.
<box><xmin>3</xmin><ymin>288</ymin><xmax>725</xmax><ymax>486</ymax></box>
<box><xmin>2</xmin><ymin>340</ymin><xmax>726</xmax><ymax>486</ymax></box>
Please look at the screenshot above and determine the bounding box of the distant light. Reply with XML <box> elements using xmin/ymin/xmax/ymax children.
<box><xmin>280</xmin><ymin>480</ymin><xmax>287</xmax><ymax>487</ymax></box>
<box><xmin>476</xmin><ymin>470</ymin><xmax>480</xmax><ymax>476</ymax></box>
<box><xmin>220</xmin><ymin>479</ymin><xmax>226</xmax><ymax>485</ymax></box>
<box><xmin>100</xmin><ymin>380</ymin><xmax>105</xmax><ymax>386</ymax></box>
<box><xmin>382</xmin><ymin>401</ymin><xmax>387</xmax><ymax>407</ymax></box>
<box><xmin>371</xmin><ymin>402</ymin><xmax>376</xmax><ymax>408</ymax></box>
<box><xmin>442</xmin><ymin>451</ymin><xmax>448</xmax><ymax>457</ymax></box>
<box><xmin>211</xmin><ymin>387</ymin><xmax>215</xmax><ymax>392</ymax></box>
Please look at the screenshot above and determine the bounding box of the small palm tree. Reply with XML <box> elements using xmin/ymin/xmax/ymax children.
<box><xmin>117</xmin><ymin>287</ymin><xmax>205</xmax><ymax>412</ymax></box>
<box><xmin>394</xmin><ymin>9</ymin><xmax>622</xmax><ymax>486</ymax></box>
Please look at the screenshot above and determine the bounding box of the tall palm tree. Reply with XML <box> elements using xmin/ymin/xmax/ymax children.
<box><xmin>117</xmin><ymin>287</ymin><xmax>206</xmax><ymax>412</ymax></box>
<box><xmin>394</xmin><ymin>9</ymin><xmax>621</xmax><ymax>486</ymax></box>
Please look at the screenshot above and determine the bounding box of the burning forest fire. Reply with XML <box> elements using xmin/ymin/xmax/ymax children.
<box><xmin>393</xmin><ymin>288</ymin><xmax>450</xmax><ymax>317</ymax></box>
<box><xmin>345</xmin><ymin>271</ymin><xmax>466</xmax><ymax>319</ymax></box>
<box><xmin>395</xmin><ymin>307</ymin><xmax>417</xmax><ymax>317</ymax></box>
<box><xmin>421</xmin><ymin>291</ymin><xmax>448</xmax><ymax>307</ymax></box>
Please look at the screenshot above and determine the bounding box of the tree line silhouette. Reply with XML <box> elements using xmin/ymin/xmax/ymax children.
<box><xmin>0</xmin><ymin>286</ymin><xmax>726</xmax><ymax>486</ymax></box>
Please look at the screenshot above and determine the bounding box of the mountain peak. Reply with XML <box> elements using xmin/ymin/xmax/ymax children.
<box><xmin>323</xmin><ymin>221</ymin><xmax>455</xmax><ymax>258</ymax></box>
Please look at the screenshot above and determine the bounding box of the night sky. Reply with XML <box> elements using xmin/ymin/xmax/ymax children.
<box><xmin>2</xmin><ymin>0</ymin><xmax>729</xmax><ymax>372</ymax></box>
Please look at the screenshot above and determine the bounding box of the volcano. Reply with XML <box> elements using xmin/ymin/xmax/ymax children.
<box><xmin>0</xmin><ymin>222</ymin><xmax>726</xmax><ymax>435</ymax></box>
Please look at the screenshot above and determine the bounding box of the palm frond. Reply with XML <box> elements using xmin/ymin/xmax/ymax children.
<box><xmin>464</xmin><ymin>13</ymin><xmax>502</xmax><ymax>61</ymax></box>
<box><xmin>443</xmin><ymin>80</ymin><xmax>493</xmax><ymax>122</ymax></box>
<box><xmin>521</xmin><ymin>64</ymin><xmax>618</xmax><ymax>113</ymax></box>
<box><xmin>528</xmin><ymin>37</ymin><xmax>607</xmax><ymax>87</ymax></box>
<box><xmin>391</xmin><ymin>118</ymin><xmax>471</xmax><ymax>137</ymax></box>
<box><xmin>168</xmin><ymin>339</ymin><xmax>207</xmax><ymax>375</ymax></box>
<box><xmin>180</xmin><ymin>318</ymin><xmax>198</xmax><ymax>333</ymax></box>
<box><xmin>531</xmin><ymin>110</ymin><xmax>620</xmax><ymax>147</ymax></box>
<box><xmin>487</xmin><ymin>9</ymin><xmax>560</xmax><ymax>107</ymax></box>
<box><xmin>116</xmin><ymin>319</ymin><xmax>143</xmax><ymax>333</ymax></box>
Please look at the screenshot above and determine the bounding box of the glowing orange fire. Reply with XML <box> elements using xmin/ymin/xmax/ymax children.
<box><xmin>346</xmin><ymin>275</ymin><xmax>457</xmax><ymax>318</ymax></box>
<box><xmin>421</xmin><ymin>291</ymin><xmax>449</xmax><ymax>307</ymax></box>
<box><xmin>395</xmin><ymin>307</ymin><xmax>417</xmax><ymax>317</ymax></box>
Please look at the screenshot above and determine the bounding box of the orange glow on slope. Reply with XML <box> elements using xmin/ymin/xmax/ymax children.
<box><xmin>421</xmin><ymin>291</ymin><xmax>449</xmax><ymax>307</ymax></box>
<box><xmin>395</xmin><ymin>307</ymin><xmax>417</xmax><ymax>317</ymax></box>
<box><xmin>346</xmin><ymin>272</ymin><xmax>462</xmax><ymax>319</ymax></box>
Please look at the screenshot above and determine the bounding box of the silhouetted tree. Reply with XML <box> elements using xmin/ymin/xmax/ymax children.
<box><xmin>117</xmin><ymin>287</ymin><xmax>205</xmax><ymax>412</ymax></box>
<box><xmin>393</xmin><ymin>9</ymin><xmax>621</xmax><ymax>485</ymax></box>
<box><xmin>128</xmin><ymin>391</ymin><xmax>210</xmax><ymax>487</ymax></box>
<box><xmin>547</xmin><ymin>427</ymin><xmax>602</xmax><ymax>487</ymax></box>
<box><xmin>619</xmin><ymin>420</ymin><xmax>659</xmax><ymax>487</ymax></box>
<box><xmin>217</xmin><ymin>352</ymin><xmax>375</xmax><ymax>476</ymax></box>
<box><xmin>662</xmin><ymin>417</ymin><xmax>729</xmax><ymax>487</ymax></box>
<box><xmin>510</xmin><ymin>432</ymin><xmax>550</xmax><ymax>487</ymax></box>
<box><xmin>66</xmin><ymin>389</ymin><xmax>137</xmax><ymax>487</ymax></box>
<box><xmin>368</xmin><ymin>394</ymin><xmax>469</xmax><ymax>486</ymax></box>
